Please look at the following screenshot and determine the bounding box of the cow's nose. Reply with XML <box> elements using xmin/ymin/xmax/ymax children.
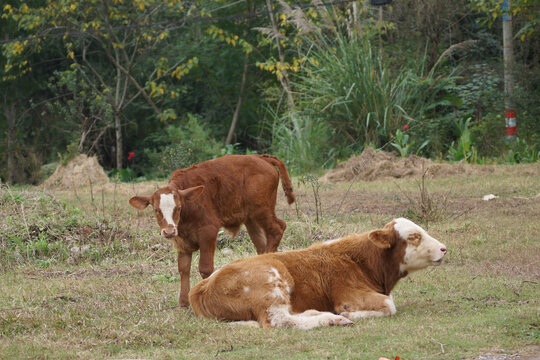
<box><xmin>440</xmin><ymin>247</ymin><xmax>447</xmax><ymax>254</ymax></box>
<box><xmin>161</xmin><ymin>228</ymin><xmax>176</xmax><ymax>238</ymax></box>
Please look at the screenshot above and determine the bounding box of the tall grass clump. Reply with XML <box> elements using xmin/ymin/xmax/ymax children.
<box><xmin>270</xmin><ymin>111</ymin><xmax>335</xmax><ymax>174</ymax></box>
<box><xmin>294</xmin><ymin>36</ymin><xmax>413</xmax><ymax>149</ymax></box>
<box><xmin>269</xmin><ymin>15</ymin><xmax>459</xmax><ymax>171</ymax></box>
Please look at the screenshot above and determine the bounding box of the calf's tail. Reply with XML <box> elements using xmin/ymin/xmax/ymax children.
<box><xmin>257</xmin><ymin>154</ymin><xmax>296</xmax><ymax>205</ymax></box>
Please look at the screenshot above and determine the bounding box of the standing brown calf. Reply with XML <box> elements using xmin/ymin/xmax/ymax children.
<box><xmin>129</xmin><ymin>154</ymin><xmax>295</xmax><ymax>306</ymax></box>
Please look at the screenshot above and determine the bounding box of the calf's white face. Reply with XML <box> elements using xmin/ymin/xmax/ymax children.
<box><xmin>156</xmin><ymin>192</ymin><xmax>181</xmax><ymax>238</ymax></box>
<box><xmin>128</xmin><ymin>185</ymin><xmax>205</xmax><ymax>239</ymax></box>
<box><xmin>394</xmin><ymin>218</ymin><xmax>447</xmax><ymax>273</ymax></box>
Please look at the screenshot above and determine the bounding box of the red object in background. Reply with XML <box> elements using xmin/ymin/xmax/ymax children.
<box><xmin>403</xmin><ymin>124</ymin><xmax>409</xmax><ymax>130</ymax></box>
<box><xmin>127</xmin><ymin>152</ymin><xmax>135</xmax><ymax>161</ymax></box>
<box><xmin>505</xmin><ymin>109</ymin><xmax>517</xmax><ymax>137</ymax></box>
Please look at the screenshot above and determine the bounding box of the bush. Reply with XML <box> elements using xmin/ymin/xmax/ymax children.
<box><xmin>134</xmin><ymin>113</ymin><xmax>222</xmax><ymax>178</ymax></box>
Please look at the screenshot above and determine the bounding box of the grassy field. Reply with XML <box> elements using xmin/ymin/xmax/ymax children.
<box><xmin>1</xmin><ymin>164</ymin><xmax>539</xmax><ymax>359</ymax></box>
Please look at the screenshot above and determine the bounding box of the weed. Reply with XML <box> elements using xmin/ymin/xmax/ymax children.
<box><xmin>447</xmin><ymin>117</ymin><xmax>478</xmax><ymax>163</ymax></box>
<box><xmin>391</xmin><ymin>128</ymin><xmax>430</xmax><ymax>157</ymax></box>
<box><xmin>398</xmin><ymin>164</ymin><xmax>448</xmax><ymax>228</ymax></box>
<box><xmin>299</xmin><ymin>174</ymin><xmax>323</xmax><ymax>223</ymax></box>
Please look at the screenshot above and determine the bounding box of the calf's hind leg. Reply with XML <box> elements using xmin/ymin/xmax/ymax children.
<box><xmin>244</xmin><ymin>219</ymin><xmax>267</xmax><ymax>255</ymax></box>
<box><xmin>258</xmin><ymin>214</ymin><xmax>286</xmax><ymax>253</ymax></box>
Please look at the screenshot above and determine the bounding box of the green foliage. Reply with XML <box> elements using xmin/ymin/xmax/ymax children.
<box><xmin>391</xmin><ymin>128</ymin><xmax>430</xmax><ymax>157</ymax></box>
<box><xmin>447</xmin><ymin>117</ymin><xmax>479</xmax><ymax>163</ymax></box>
<box><xmin>1</xmin><ymin>0</ymin><xmax>539</xmax><ymax>183</ymax></box>
<box><xmin>57</xmin><ymin>141</ymin><xmax>80</xmax><ymax>166</ymax></box>
<box><xmin>109</xmin><ymin>167</ymin><xmax>137</xmax><ymax>182</ymax></box>
<box><xmin>270</xmin><ymin>113</ymin><xmax>335</xmax><ymax>174</ymax></box>
<box><xmin>294</xmin><ymin>37</ymin><xmax>409</xmax><ymax>149</ymax></box>
<box><xmin>503</xmin><ymin>138</ymin><xmax>540</xmax><ymax>163</ymax></box>
<box><xmin>139</xmin><ymin>113</ymin><xmax>221</xmax><ymax>178</ymax></box>
<box><xmin>469</xmin><ymin>0</ymin><xmax>540</xmax><ymax>39</ymax></box>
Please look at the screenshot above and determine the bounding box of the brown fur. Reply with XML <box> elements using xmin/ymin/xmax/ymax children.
<box><xmin>189</xmin><ymin>220</ymin><xmax>433</xmax><ymax>328</ymax></box>
<box><xmin>129</xmin><ymin>154</ymin><xmax>295</xmax><ymax>306</ymax></box>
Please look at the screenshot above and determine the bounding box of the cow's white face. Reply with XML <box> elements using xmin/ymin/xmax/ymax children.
<box><xmin>394</xmin><ymin>218</ymin><xmax>447</xmax><ymax>273</ymax></box>
<box><xmin>129</xmin><ymin>185</ymin><xmax>204</xmax><ymax>239</ymax></box>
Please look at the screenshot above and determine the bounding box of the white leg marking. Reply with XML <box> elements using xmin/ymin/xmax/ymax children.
<box><xmin>159</xmin><ymin>193</ymin><xmax>176</xmax><ymax>226</ymax></box>
<box><xmin>230</xmin><ymin>321</ymin><xmax>261</xmax><ymax>328</ymax></box>
<box><xmin>385</xmin><ymin>295</ymin><xmax>397</xmax><ymax>315</ymax></box>
<box><xmin>341</xmin><ymin>310</ymin><xmax>386</xmax><ymax>320</ymax></box>
<box><xmin>267</xmin><ymin>305</ymin><xmax>353</xmax><ymax>330</ymax></box>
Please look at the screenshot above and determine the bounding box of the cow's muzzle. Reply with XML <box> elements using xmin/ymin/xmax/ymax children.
<box><xmin>161</xmin><ymin>226</ymin><xmax>178</xmax><ymax>238</ymax></box>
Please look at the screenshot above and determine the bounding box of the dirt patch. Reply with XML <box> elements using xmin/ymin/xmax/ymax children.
<box><xmin>320</xmin><ymin>148</ymin><xmax>498</xmax><ymax>182</ymax></box>
<box><xmin>42</xmin><ymin>154</ymin><xmax>109</xmax><ymax>189</ymax></box>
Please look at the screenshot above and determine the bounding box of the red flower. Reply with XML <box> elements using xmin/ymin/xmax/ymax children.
<box><xmin>403</xmin><ymin>124</ymin><xmax>409</xmax><ymax>130</ymax></box>
<box><xmin>127</xmin><ymin>152</ymin><xmax>135</xmax><ymax>161</ymax></box>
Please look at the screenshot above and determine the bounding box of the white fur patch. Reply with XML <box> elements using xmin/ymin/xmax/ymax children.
<box><xmin>159</xmin><ymin>193</ymin><xmax>176</xmax><ymax>226</ymax></box>
<box><xmin>208</xmin><ymin>268</ymin><xmax>221</xmax><ymax>278</ymax></box>
<box><xmin>393</xmin><ymin>217</ymin><xmax>423</xmax><ymax>240</ymax></box>
<box><xmin>244</xmin><ymin>286</ymin><xmax>250</xmax><ymax>293</ymax></box>
<box><xmin>343</xmin><ymin>310</ymin><xmax>386</xmax><ymax>320</ymax></box>
<box><xmin>268</xmin><ymin>267</ymin><xmax>281</xmax><ymax>282</ymax></box>
<box><xmin>385</xmin><ymin>295</ymin><xmax>397</xmax><ymax>315</ymax></box>
<box><xmin>268</xmin><ymin>305</ymin><xmax>352</xmax><ymax>329</ymax></box>
<box><xmin>230</xmin><ymin>320</ymin><xmax>260</xmax><ymax>328</ymax></box>
<box><xmin>271</xmin><ymin>286</ymin><xmax>286</xmax><ymax>300</ymax></box>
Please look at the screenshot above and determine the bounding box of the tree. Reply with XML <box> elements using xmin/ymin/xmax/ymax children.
<box><xmin>3</xmin><ymin>0</ymin><xmax>198</xmax><ymax>169</ymax></box>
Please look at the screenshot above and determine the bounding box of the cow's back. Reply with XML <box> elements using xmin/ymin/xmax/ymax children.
<box><xmin>170</xmin><ymin>155</ymin><xmax>279</xmax><ymax>226</ymax></box>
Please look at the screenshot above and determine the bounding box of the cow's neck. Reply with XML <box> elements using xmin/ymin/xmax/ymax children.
<box><xmin>344</xmin><ymin>239</ymin><xmax>404</xmax><ymax>295</ymax></box>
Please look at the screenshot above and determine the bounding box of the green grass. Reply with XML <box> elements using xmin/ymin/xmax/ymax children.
<box><xmin>0</xmin><ymin>164</ymin><xmax>539</xmax><ymax>359</ymax></box>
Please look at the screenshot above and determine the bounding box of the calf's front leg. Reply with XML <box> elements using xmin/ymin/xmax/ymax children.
<box><xmin>177</xmin><ymin>251</ymin><xmax>193</xmax><ymax>307</ymax></box>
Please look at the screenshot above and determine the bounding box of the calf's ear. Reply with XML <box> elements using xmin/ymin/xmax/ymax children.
<box><xmin>368</xmin><ymin>229</ymin><xmax>393</xmax><ymax>249</ymax></box>
<box><xmin>129</xmin><ymin>196</ymin><xmax>151</xmax><ymax>210</ymax></box>
<box><xmin>178</xmin><ymin>185</ymin><xmax>204</xmax><ymax>201</ymax></box>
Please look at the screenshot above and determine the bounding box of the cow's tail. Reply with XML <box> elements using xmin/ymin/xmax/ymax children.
<box><xmin>188</xmin><ymin>280</ymin><xmax>213</xmax><ymax>319</ymax></box>
<box><xmin>257</xmin><ymin>154</ymin><xmax>296</xmax><ymax>205</ymax></box>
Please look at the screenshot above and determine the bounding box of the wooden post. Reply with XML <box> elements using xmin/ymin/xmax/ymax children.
<box><xmin>502</xmin><ymin>0</ymin><xmax>516</xmax><ymax>140</ymax></box>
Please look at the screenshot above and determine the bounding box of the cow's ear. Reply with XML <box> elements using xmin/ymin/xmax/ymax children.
<box><xmin>368</xmin><ymin>229</ymin><xmax>393</xmax><ymax>249</ymax></box>
<box><xmin>178</xmin><ymin>186</ymin><xmax>204</xmax><ymax>201</ymax></box>
<box><xmin>129</xmin><ymin>196</ymin><xmax>151</xmax><ymax>210</ymax></box>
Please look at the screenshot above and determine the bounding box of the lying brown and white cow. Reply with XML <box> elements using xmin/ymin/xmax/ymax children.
<box><xmin>189</xmin><ymin>218</ymin><xmax>447</xmax><ymax>329</ymax></box>
<box><xmin>129</xmin><ymin>154</ymin><xmax>295</xmax><ymax>307</ymax></box>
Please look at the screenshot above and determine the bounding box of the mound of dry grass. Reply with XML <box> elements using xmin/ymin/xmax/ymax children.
<box><xmin>42</xmin><ymin>154</ymin><xmax>109</xmax><ymax>189</ymax></box>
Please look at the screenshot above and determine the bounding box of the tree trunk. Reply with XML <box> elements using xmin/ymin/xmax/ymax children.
<box><xmin>226</xmin><ymin>52</ymin><xmax>250</xmax><ymax>146</ymax></box>
<box><xmin>503</xmin><ymin>0</ymin><xmax>516</xmax><ymax>140</ymax></box>
<box><xmin>265</xmin><ymin>0</ymin><xmax>295</xmax><ymax>111</ymax></box>
<box><xmin>115</xmin><ymin>112</ymin><xmax>123</xmax><ymax>169</ymax></box>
